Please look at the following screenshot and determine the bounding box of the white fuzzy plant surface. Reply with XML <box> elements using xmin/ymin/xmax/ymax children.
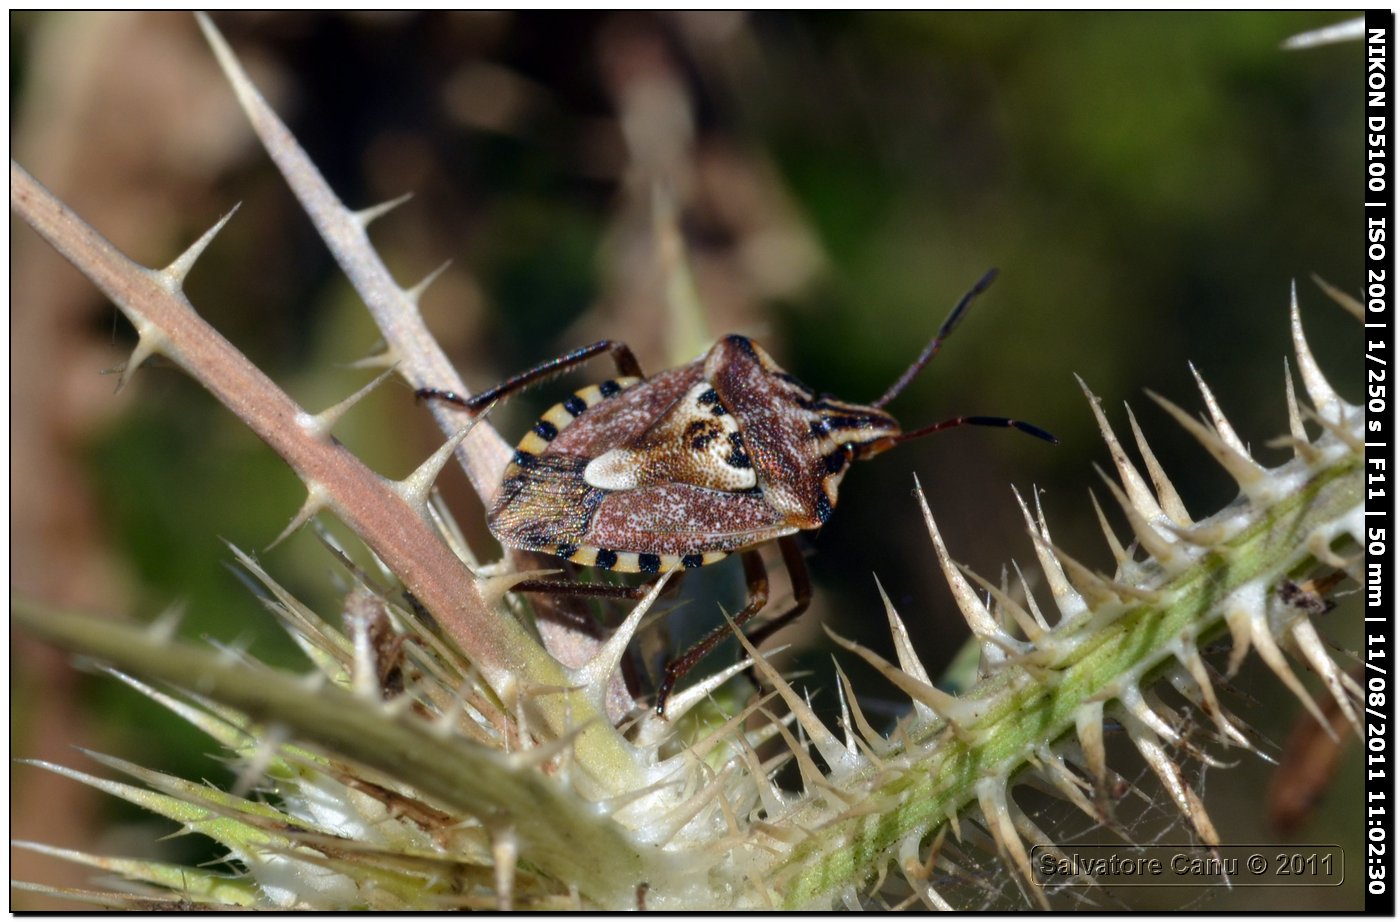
<box><xmin>11</xmin><ymin>13</ymin><xmax>1364</xmax><ymax>912</ymax></box>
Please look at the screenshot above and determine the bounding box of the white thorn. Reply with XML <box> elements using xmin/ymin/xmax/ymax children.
<box><xmin>873</xmin><ymin>576</ymin><xmax>936</xmax><ymax>687</ymax></box>
<box><xmin>833</xmin><ymin>662</ymin><xmax>891</xmax><ymax>757</ymax></box>
<box><xmin>1093</xmin><ymin>465</ymin><xmax>1186</xmax><ymax>572</ymax></box>
<box><xmin>1118</xmin><ymin>683</ymin><xmax>1183</xmax><ymax>747</ymax></box>
<box><xmin>919</xmin><ymin>884</ymin><xmax>955</xmax><ymax>912</ymax></box>
<box><xmin>916</xmin><ymin>476</ymin><xmax>1014</xmax><ymax>658</ymax></box>
<box><xmin>505</xmin><ymin>724</ymin><xmax>586</xmax><ymax>773</ymax></box>
<box><xmin>348</xmin><ymin>610</ymin><xmax>382</xmax><ymax>701</ymax></box>
<box><xmin>573</xmin><ymin>576</ymin><xmax>670</xmax><ymax>704</ymax></box>
<box><xmin>1282</xmin><ymin>358</ymin><xmax>1321</xmax><ymax>463</ymax></box>
<box><xmin>1122</xmin><ymin>709</ymin><xmax>1220</xmax><ymax>846</ymax></box>
<box><xmin>676</xmin><ymin>686</ymin><xmax>783</xmax><ymax>765</ymax></box>
<box><xmin>1174</xmin><ymin>641</ymin><xmax>1252</xmax><ymax>750</ymax></box>
<box><xmin>1311</xmin><ymin>273</ymin><xmax>1365</xmax><ymax>321</ymax></box>
<box><xmin>347</xmin><ymin>346</ymin><xmax>400</xmax><ymax>371</ymax></box>
<box><xmin>652</xmin><ymin>762</ymin><xmax>740</xmax><ymax>848</ymax></box>
<box><xmin>1303</xmin><ymin>402</ymin><xmax>1365</xmax><ymax>455</ymax></box>
<box><xmin>1033</xmin><ymin>532</ymin><xmax>1131</xmax><ymax>608</ymax></box>
<box><xmin>115</xmin><ymin>324</ymin><xmax>169</xmax><ymax>393</ymax></box>
<box><xmin>727</xmin><ymin>617</ymin><xmax>860</xmax><ymax>775</ymax></box>
<box><xmin>1088</xmin><ymin>489</ymin><xmax>1128</xmax><ymax>568</ymax></box>
<box><xmin>478</xmin><ymin>568</ymin><xmax>558</xmax><ymax>608</ymax></box>
<box><xmin>267</xmin><ymin>484</ymin><xmax>329</xmax><ymax>550</ymax></box>
<box><xmin>1307</xmin><ymin>524</ymin><xmax>1359</xmax><ymax>570</ymax></box>
<box><xmin>735</xmin><ymin>736</ymin><xmax>789</xmax><ymax>820</ymax></box>
<box><xmin>1036</xmin><ymin>744</ymin><xmax>1108</xmax><ymax>828</ymax></box>
<box><xmin>490</xmin><ymin>825</ymin><xmax>518</xmax><ymax>911</ymax></box>
<box><xmin>1076</xmin><ymin>699</ymin><xmax>1108</xmax><ymax>789</ymax></box>
<box><xmin>1123</xmin><ymin>404</ymin><xmax>1193</xmax><ymax>527</ymax></box>
<box><xmin>954</xmin><ymin>562</ymin><xmax>1046</xmax><ymax>646</ymax></box>
<box><xmin>1189</xmin><ymin>362</ymin><xmax>1251</xmax><ymax>458</ymax></box>
<box><xmin>1291</xmin><ymin>281</ymin><xmax>1344</xmax><ymax>424</ymax></box>
<box><xmin>354</xmin><ymin>192</ymin><xmax>413</xmax><ymax>228</ymax></box>
<box><xmin>1147</xmin><ymin>390</ymin><xmax>1264</xmax><ymax>491</ymax></box>
<box><xmin>1076</xmin><ymin>375</ymin><xmax>1165</xmax><ymax>522</ymax></box>
<box><xmin>899</xmin><ymin>828</ymin><xmax>954</xmax><ymax>909</ymax></box>
<box><xmin>396</xmin><ymin>419</ymin><xmax>481</xmax><ymax>514</ymax></box>
<box><xmin>976</xmin><ymin>777</ymin><xmax>1048</xmax><ymax>909</ymax></box>
<box><xmin>196</xmin><ymin>13</ymin><xmax>282</xmax><ymax>153</ymax></box>
<box><xmin>1288</xmin><ymin>617</ymin><xmax>1363</xmax><ymax>740</ymax></box>
<box><xmin>159</xmin><ymin>204</ymin><xmax>241</xmax><ymax>290</ymax></box>
<box><xmin>1012</xmin><ymin>486</ymin><xmax>1085</xmax><ymax>620</ymax></box>
<box><xmin>762</xmin><ymin>707</ymin><xmax>827</xmax><ymax>795</ymax></box>
<box><xmin>1282</xmin><ymin>17</ymin><xmax>1365</xmax><ymax>50</ymax></box>
<box><xmin>1223</xmin><ymin>601</ymin><xmax>1254</xmax><ymax>678</ymax></box>
<box><xmin>298</xmin><ymin>367</ymin><xmax>398</xmax><ymax>441</ymax></box>
<box><xmin>978</xmin><ymin>635</ymin><xmax>1062</xmax><ymax>686</ymax></box>
<box><xmin>405</xmin><ymin>260</ymin><xmax>452</xmax><ymax>306</ymax></box>
<box><xmin>1229</xmin><ymin>584</ymin><xmax>1336</xmax><ymax>739</ymax></box>
<box><xmin>428</xmin><ymin>490</ymin><xmax>476</xmax><ymax>565</ymax></box>
<box><xmin>1162</xmin><ymin>517</ymin><xmax>1234</xmax><ymax>549</ymax></box>
<box><xmin>231</xmin><ymin>721</ymin><xmax>288</xmax><ymax>799</ymax></box>
<box><xmin>146</xmin><ymin>603</ymin><xmax>186</xmax><ymax>644</ymax></box>
<box><xmin>1011</xmin><ymin>561</ymin><xmax>1052</xmax><ymax>631</ymax></box>
<box><xmin>832</xmin><ymin>662</ymin><xmax>858</xmax><ymax>757</ymax></box>
<box><xmin>1010</xmin><ymin>807</ymin><xmax>1086</xmax><ymax>888</ymax></box>
<box><xmin>822</xmin><ymin>625</ymin><xmax>983</xmax><ymax>735</ymax></box>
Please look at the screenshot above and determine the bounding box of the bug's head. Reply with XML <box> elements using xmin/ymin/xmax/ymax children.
<box><xmin>811</xmin><ymin>401</ymin><xmax>903</xmax><ymax>463</ymax></box>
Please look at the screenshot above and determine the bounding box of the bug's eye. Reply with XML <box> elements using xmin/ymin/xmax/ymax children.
<box><xmin>851</xmin><ymin>436</ymin><xmax>899</xmax><ymax>460</ymax></box>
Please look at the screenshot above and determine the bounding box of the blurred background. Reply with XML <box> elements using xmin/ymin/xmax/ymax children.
<box><xmin>11</xmin><ymin>11</ymin><xmax>1365</xmax><ymax>909</ymax></box>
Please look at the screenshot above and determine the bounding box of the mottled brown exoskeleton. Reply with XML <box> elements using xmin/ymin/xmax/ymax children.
<box><xmin>420</xmin><ymin>269</ymin><xmax>1054</xmax><ymax>714</ymax></box>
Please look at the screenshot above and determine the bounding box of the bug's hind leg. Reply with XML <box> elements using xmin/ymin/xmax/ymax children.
<box><xmin>506</xmin><ymin>574</ymin><xmax>687</xmax><ymax>633</ymax></box>
<box><xmin>509</xmin><ymin>578</ymin><xmax>656</xmax><ymax>601</ymax></box>
<box><xmin>415</xmin><ymin>340</ymin><xmax>644</xmax><ymax>412</ymax></box>
<box><xmin>654</xmin><ymin>549</ymin><xmax>773</xmax><ymax>716</ymax></box>
<box><xmin>741</xmin><ymin>536</ymin><xmax>812</xmax><ymax>650</ymax></box>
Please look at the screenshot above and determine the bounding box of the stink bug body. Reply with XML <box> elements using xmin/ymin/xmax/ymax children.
<box><xmin>419</xmin><ymin>269</ymin><xmax>1054</xmax><ymax>714</ymax></box>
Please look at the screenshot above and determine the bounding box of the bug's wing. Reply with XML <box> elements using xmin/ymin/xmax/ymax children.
<box><xmin>587</xmin><ymin>483</ymin><xmax>797</xmax><ymax>556</ymax></box>
<box><xmin>490</xmin><ymin>453</ymin><xmax>794</xmax><ymax>565</ymax></box>
<box><xmin>487</xmin><ymin>362</ymin><xmax>704</xmax><ymax>547</ymax></box>
<box><xmin>489</xmin><ymin>453</ymin><xmax>598</xmax><ymax>552</ymax></box>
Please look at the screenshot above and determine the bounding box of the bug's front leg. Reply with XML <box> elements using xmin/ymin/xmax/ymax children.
<box><xmin>415</xmin><ymin>339</ymin><xmax>645</xmax><ymax>412</ymax></box>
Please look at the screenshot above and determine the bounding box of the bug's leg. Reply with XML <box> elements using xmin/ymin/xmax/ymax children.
<box><xmin>740</xmin><ymin>535</ymin><xmax>812</xmax><ymax>649</ymax></box>
<box><xmin>654</xmin><ymin>550</ymin><xmax>769</xmax><ymax>716</ymax></box>
<box><xmin>415</xmin><ymin>340</ymin><xmax>644</xmax><ymax>413</ymax></box>
<box><xmin>510</xmin><ymin>578</ymin><xmax>652</xmax><ymax>601</ymax></box>
<box><xmin>505</xmin><ymin>574</ymin><xmax>687</xmax><ymax>633</ymax></box>
<box><xmin>510</xmin><ymin>568</ymin><xmax>689</xmax><ymax>601</ymax></box>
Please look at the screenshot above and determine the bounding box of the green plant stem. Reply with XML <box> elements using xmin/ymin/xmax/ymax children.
<box><xmin>11</xmin><ymin>598</ymin><xmax>652</xmax><ymax>907</ymax></box>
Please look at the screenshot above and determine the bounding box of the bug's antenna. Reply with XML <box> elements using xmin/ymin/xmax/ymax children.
<box><xmin>871</xmin><ymin>267</ymin><xmax>998</xmax><ymax>409</ymax></box>
<box><xmin>897</xmin><ymin>414</ymin><xmax>1058</xmax><ymax>445</ymax></box>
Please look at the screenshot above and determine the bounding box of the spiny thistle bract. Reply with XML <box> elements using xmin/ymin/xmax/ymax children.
<box><xmin>12</xmin><ymin>15</ymin><xmax>1362</xmax><ymax>912</ymax></box>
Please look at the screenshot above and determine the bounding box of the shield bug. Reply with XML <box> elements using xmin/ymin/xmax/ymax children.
<box><xmin>419</xmin><ymin>268</ymin><xmax>1054</xmax><ymax>714</ymax></box>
